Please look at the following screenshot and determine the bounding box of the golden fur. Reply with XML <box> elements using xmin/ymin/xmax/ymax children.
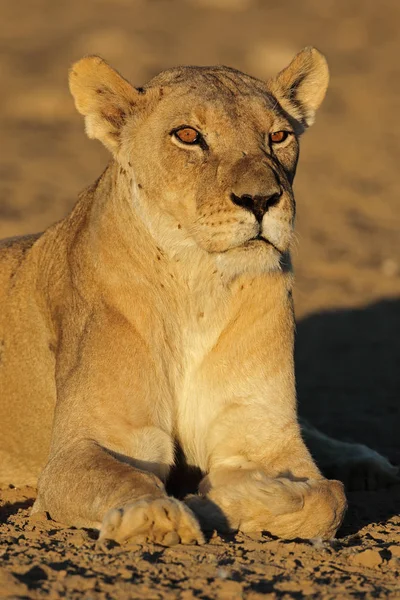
<box><xmin>0</xmin><ymin>48</ymin><xmax>395</xmax><ymax>544</ymax></box>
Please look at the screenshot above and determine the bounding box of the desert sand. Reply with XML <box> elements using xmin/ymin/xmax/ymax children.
<box><xmin>0</xmin><ymin>0</ymin><xmax>399</xmax><ymax>597</ymax></box>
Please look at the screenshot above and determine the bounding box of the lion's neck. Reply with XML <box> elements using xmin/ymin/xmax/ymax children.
<box><xmin>62</xmin><ymin>162</ymin><xmax>291</xmax><ymax>333</ymax></box>
<box><xmin>79</xmin><ymin>161</ymin><xmax>218</xmax><ymax>285</ymax></box>
<box><xmin>67</xmin><ymin>163</ymin><xmax>221</xmax><ymax>304</ymax></box>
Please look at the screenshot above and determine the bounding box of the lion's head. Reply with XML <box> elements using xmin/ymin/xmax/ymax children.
<box><xmin>69</xmin><ymin>48</ymin><xmax>328</xmax><ymax>275</ymax></box>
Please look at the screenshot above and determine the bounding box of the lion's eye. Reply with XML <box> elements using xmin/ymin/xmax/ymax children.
<box><xmin>173</xmin><ymin>127</ymin><xmax>200</xmax><ymax>145</ymax></box>
<box><xmin>270</xmin><ymin>131</ymin><xmax>289</xmax><ymax>144</ymax></box>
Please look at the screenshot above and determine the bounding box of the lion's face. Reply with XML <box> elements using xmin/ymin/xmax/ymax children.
<box><xmin>127</xmin><ymin>70</ymin><xmax>298</xmax><ymax>268</ymax></box>
<box><xmin>69</xmin><ymin>50</ymin><xmax>329</xmax><ymax>272</ymax></box>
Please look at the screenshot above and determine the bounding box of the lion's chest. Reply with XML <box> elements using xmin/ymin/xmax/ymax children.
<box><xmin>173</xmin><ymin>298</ymin><xmax>232</xmax><ymax>472</ymax></box>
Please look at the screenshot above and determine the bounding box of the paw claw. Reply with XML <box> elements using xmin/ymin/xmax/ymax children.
<box><xmin>162</xmin><ymin>531</ymin><xmax>180</xmax><ymax>546</ymax></box>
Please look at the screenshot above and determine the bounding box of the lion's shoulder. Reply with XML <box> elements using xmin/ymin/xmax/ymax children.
<box><xmin>0</xmin><ymin>233</ymin><xmax>42</xmax><ymax>294</ymax></box>
<box><xmin>0</xmin><ymin>232</ymin><xmax>42</xmax><ymax>265</ymax></box>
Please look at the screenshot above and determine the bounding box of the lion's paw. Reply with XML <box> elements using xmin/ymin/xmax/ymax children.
<box><xmin>99</xmin><ymin>497</ymin><xmax>205</xmax><ymax>546</ymax></box>
<box><xmin>188</xmin><ymin>471</ymin><xmax>346</xmax><ymax>540</ymax></box>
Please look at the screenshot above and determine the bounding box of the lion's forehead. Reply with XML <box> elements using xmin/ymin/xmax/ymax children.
<box><xmin>147</xmin><ymin>65</ymin><xmax>275</xmax><ymax>104</ymax></box>
<box><xmin>144</xmin><ymin>73</ymin><xmax>283</xmax><ymax>137</ymax></box>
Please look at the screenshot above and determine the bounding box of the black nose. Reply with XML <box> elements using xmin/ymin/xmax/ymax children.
<box><xmin>231</xmin><ymin>191</ymin><xmax>282</xmax><ymax>223</ymax></box>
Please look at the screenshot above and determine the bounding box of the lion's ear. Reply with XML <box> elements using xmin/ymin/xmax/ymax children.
<box><xmin>69</xmin><ymin>56</ymin><xmax>141</xmax><ymax>153</ymax></box>
<box><xmin>269</xmin><ymin>47</ymin><xmax>329</xmax><ymax>128</ymax></box>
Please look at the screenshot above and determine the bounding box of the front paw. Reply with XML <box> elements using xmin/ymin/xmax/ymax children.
<box><xmin>99</xmin><ymin>496</ymin><xmax>205</xmax><ymax>546</ymax></box>
<box><xmin>186</xmin><ymin>469</ymin><xmax>298</xmax><ymax>533</ymax></box>
<box><xmin>188</xmin><ymin>470</ymin><xmax>346</xmax><ymax>540</ymax></box>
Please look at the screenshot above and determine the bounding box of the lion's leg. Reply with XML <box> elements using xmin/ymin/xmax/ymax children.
<box><xmin>34</xmin><ymin>310</ymin><xmax>204</xmax><ymax>546</ymax></box>
<box><xmin>299</xmin><ymin>417</ymin><xmax>399</xmax><ymax>491</ymax></box>
<box><xmin>186</xmin><ymin>405</ymin><xmax>347</xmax><ymax>540</ymax></box>
<box><xmin>34</xmin><ymin>432</ymin><xmax>203</xmax><ymax>545</ymax></box>
<box><xmin>182</xmin><ymin>288</ymin><xmax>347</xmax><ymax>540</ymax></box>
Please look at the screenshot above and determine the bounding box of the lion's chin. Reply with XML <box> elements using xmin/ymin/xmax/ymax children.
<box><xmin>214</xmin><ymin>240</ymin><xmax>286</xmax><ymax>280</ymax></box>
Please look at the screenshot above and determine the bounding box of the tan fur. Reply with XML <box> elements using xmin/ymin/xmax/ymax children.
<box><xmin>0</xmin><ymin>48</ymin><xmax>348</xmax><ymax>543</ymax></box>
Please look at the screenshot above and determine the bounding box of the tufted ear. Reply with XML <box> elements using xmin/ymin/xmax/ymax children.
<box><xmin>269</xmin><ymin>47</ymin><xmax>329</xmax><ymax>128</ymax></box>
<box><xmin>69</xmin><ymin>56</ymin><xmax>142</xmax><ymax>153</ymax></box>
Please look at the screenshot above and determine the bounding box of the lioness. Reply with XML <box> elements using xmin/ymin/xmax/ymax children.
<box><xmin>0</xmin><ymin>48</ymin><xmax>397</xmax><ymax>545</ymax></box>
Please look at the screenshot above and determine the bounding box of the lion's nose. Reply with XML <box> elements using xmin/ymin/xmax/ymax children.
<box><xmin>231</xmin><ymin>191</ymin><xmax>282</xmax><ymax>223</ymax></box>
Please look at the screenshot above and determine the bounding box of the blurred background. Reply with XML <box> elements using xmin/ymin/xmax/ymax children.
<box><xmin>1</xmin><ymin>0</ymin><xmax>399</xmax><ymax>464</ymax></box>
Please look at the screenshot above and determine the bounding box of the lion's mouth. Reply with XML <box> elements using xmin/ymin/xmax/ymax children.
<box><xmin>248</xmin><ymin>234</ymin><xmax>282</xmax><ymax>254</ymax></box>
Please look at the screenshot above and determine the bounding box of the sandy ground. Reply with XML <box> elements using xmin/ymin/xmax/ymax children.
<box><xmin>1</xmin><ymin>0</ymin><xmax>400</xmax><ymax>597</ymax></box>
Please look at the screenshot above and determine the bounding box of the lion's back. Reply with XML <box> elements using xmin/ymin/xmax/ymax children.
<box><xmin>0</xmin><ymin>232</ymin><xmax>55</xmax><ymax>488</ymax></box>
<box><xmin>0</xmin><ymin>233</ymin><xmax>42</xmax><ymax>304</ymax></box>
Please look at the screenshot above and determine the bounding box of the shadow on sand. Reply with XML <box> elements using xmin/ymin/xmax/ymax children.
<box><xmin>296</xmin><ymin>298</ymin><xmax>400</xmax><ymax>536</ymax></box>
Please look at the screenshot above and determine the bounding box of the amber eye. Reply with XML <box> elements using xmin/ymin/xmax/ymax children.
<box><xmin>173</xmin><ymin>127</ymin><xmax>200</xmax><ymax>145</ymax></box>
<box><xmin>270</xmin><ymin>131</ymin><xmax>289</xmax><ymax>144</ymax></box>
